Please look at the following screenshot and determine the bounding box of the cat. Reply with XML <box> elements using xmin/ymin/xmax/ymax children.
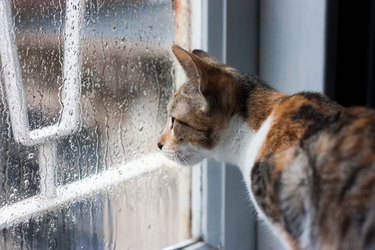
<box><xmin>158</xmin><ymin>45</ymin><xmax>375</xmax><ymax>250</ymax></box>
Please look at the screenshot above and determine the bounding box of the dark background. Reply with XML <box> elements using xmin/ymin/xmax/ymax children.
<box><xmin>325</xmin><ymin>0</ymin><xmax>375</xmax><ymax>108</ymax></box>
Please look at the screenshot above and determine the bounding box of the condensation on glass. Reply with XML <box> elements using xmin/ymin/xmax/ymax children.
<box><xmin>0</xmin><ymin>0</ymin><xmax>191</xmax><ymax>249</ymax></box>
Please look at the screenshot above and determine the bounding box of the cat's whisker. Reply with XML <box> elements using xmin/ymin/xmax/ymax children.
<box><xmin>181</xmin><ymin>154</ymin><xmax>193</xmax><ymax>166</ymax></box>
<box><xmin>161</xmin><ymin>147</ymin><xmax>192</xmax><ymax>166</ymax></box>
<box><xmin>177</xmin><ymin>152</ymin><xmax>190</xmax><ymax>166</ymax></box>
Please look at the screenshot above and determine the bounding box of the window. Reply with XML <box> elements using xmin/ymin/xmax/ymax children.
<box><xmin>0</xmin><ymin>0</ymin><xmax>192</xmax><ymax>249</ymax></box>
<box><xmin>1</xmin><ymin>1</ymin><xmax>331</xmax><ymax>249</ymax></box>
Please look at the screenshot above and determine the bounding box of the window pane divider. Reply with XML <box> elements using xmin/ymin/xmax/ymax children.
<box><xmin>0</xmin><ymin>0</ymin><xmax>85</xmax><ymax>199</ymax></box>
<box><xmin>0</xmin><ymin>0</ymin><xmax>85</xmax><ymax>146</ymax></box>
<box><xmin>0</xmin><ymin>153</ymin><xmax>175</xmax><ymax>229</ymax></box>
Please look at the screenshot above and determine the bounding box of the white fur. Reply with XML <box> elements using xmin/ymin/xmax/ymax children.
<box><xmin>212</xmin><ymin>114</ymin><xmax>273</xmax><ymax>171</ymax></box>
<box><xmin>212</xmin><ymin>114</ymin><xmax>274</xmax><ymax>219</ymax></box>
<box><xmin>209</xmin><ymin>114</ymin><xmax>310</xmax><ymax>249</ymax></box>
<box><xmin>213</xmin><ymin>114</ymin><xmax>273</xmax><ymax>179</ymax></box>
<box><xmin>211</xmin><ymin>115</ymin><xmax>317</xmax><ymax>250</ymax></box>
<box><xmin>241</xmin><ymin>115</ymin><xmax>274</xmax><ymax>186</ymax></box>
<box><xmin>212</xmin><ymin>115</ymin><xmax>255</xmax><ymax>167</ymax></box>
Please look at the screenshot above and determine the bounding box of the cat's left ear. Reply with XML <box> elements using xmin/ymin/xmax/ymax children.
<box><xmin>172</xmin><ymin>45</ymin><xmax>237</xmax><ymax>113</ymax></box>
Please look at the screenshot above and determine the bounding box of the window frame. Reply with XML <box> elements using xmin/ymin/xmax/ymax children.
<box><xmin>167</xmin><ymin>0</ymin><xmax>258</xmax><ymax>249</ymax></box>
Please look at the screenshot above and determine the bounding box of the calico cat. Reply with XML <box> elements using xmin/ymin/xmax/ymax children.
<box><xmin>158</xmin><ymin>45</ymin><xmax>375</xmax><ymax>250</ymax></box>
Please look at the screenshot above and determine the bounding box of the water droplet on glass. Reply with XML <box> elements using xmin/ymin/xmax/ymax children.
<box><xmin>24</xmin><ymin>180</ymin><xmax>30</xmax><ymax>187</ymax></box>
<box><xmin>9</xmin><ymin>193</ymin><xmax>16</xmax><ymax>200</ymax></box>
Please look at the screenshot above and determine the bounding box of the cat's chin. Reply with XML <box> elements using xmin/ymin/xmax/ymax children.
<box><xmin>162</xmin><ymin>151</ymin><xmax>204</xmax><ymax>167</ymax></box>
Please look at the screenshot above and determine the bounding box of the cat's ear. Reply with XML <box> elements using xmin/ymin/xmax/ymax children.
<box><xmin>172</xmin><ymin>45</ymin><xmax>206</xmax><ymax>82</ymax></box>
<box><xmin>172</xmin><ymin>45</ymin><xmax>214</xmax><ymax>91</ymax></box>
<box><xmin>172</xmin><ymin>45</ymin><xmax>236</xmax><ymax>113</ymax></box>
<box><xmin>192</xmin><ymin>49</ymin><xmax>223</xmax><ymax>66</ymax></box>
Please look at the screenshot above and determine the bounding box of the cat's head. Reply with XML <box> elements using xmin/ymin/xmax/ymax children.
<box><xmin>157</xmin><ymin>45</ymin><xmax>238</xmax><ymax>166</ymax></box>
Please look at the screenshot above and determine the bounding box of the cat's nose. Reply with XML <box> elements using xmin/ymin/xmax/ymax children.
<box><xmin>157</xmin><ymin>142</ymin><xmax>163</xmax><ymax>150</ymax></box>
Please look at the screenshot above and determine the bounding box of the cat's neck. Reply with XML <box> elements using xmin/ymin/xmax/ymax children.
<box><xmin>212</xmin><ymin>114</ymin><xmax>255</xmax><ymax>168</ymax></box>
<box><xmin>235</xmin><ymin>74</ymin><xmax>284</xmax><ymax>130</ymax></box>
<box><xmin>212</xmin><ymin>75</ymin><xmax>283</xmax><ymax>171</ymax></box>
<box><xmin>212</xmin><ymin>114</ymin><xmax>274</xmax><ymax>173</ymax></box>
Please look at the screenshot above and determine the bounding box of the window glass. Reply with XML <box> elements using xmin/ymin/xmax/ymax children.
<box><xmin>0</xmin><ymin>0</ymin><xmax>191</xmax><ymax>249</ymax></box>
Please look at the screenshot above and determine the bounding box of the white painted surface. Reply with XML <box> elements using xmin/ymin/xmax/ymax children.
<box><xmin>260</xmin><ymin>0</ymin><xmax>326</xmax><ymax>94</ymax></box>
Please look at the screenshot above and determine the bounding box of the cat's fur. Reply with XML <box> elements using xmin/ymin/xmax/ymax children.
<box><xmin>158</xmin><ymin>45</ymin><xmax>375</xmax><ymax>250</ymax></box>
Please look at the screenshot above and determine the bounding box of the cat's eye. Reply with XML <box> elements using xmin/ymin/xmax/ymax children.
<box><xmin>170</xmin><ymin>116</ymin><xmax>176</xmax><ymax>129</ymax></box>
<box><xmin>170</xmin><ymin>117</ymin><xmax>206</xmax><ymax>133</ymax></box>
<box><xmin>170</xmin><ymin>116</ymin><xmax>190</xmax><ymax>130</ymax></box>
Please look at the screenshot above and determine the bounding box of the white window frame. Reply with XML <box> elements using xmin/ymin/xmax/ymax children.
<box><xmin>167</xmin><ymin>0</ymin><xmax>258</xmax><ymax>249</ymax></box>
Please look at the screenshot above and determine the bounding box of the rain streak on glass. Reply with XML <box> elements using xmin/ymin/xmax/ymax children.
<box><xmin>0</xmin><ymin>0</ymin><xmax>191</xmax><ymax>249</ymax></box>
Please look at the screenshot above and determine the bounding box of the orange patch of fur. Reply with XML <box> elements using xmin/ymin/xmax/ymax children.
<box><xmin>258</xmin><ymin>95</ymin><xmax>336</xmax><ymax>164</ymax></box>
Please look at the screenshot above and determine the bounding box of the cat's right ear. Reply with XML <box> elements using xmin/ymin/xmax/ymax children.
<box><xmin>192</xmin><ymin>49</ymin><xmax>223</xmax><ymax>66</ymax></box>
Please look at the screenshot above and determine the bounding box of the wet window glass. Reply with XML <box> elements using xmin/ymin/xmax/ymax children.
<box><xmin>0</xmin><ymin>0</ymin><xmax>191</xmax><ymax>249</ymax></box>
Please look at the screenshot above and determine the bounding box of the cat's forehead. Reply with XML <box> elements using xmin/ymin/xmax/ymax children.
<box><xmin>167</xmin><ymin>88</ymin><xmax>203</xmax><ymax>116</ymax></box>
<box><xmin>167</xmin><ymin>93</ymin><xmax>191</xmax><ymax>116</ymax></box>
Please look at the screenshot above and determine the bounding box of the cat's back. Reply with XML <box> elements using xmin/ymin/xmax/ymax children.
<box><xmin>262</xmin><ymin>91</ymin><xmax>375</xmax><ymax>159</ymax></box>
<box><xmin>253</xmin><ymin>92</ymin><xmax>375</xmax><ymax>249</ymax></box>
<box><xmin>306</xmin><ymin>105</ymin><xmax>375</xmax><ymax>250</ymax></box>
<box><xmin>283</xmin><ymin>93</ymin><xmax>375</xmax><ymax>249</ymax></box>
<box><xmin>311</xmin><ymin>105</ymin><xmax>375</xmax><ymax>165</ymax></box>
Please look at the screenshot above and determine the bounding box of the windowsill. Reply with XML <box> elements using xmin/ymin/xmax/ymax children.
<box><xmin>163</xmin><ymin>238</ymin><xmax>217</xmax><ymax>250</ymax></box>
